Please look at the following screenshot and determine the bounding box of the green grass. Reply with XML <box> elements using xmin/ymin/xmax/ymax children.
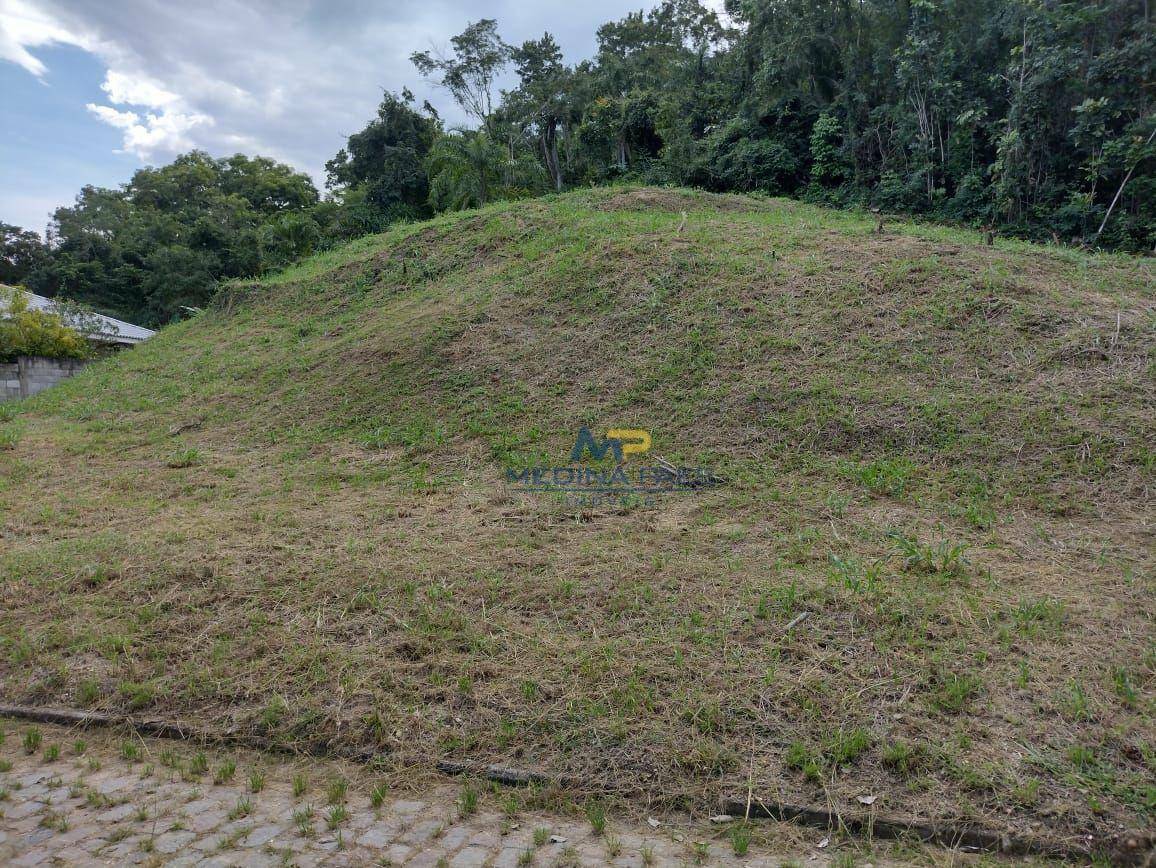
<box><xmin>0</xmin><ymin>186</ymin><xmax>1151</xmax><ymax>846</ymax></box>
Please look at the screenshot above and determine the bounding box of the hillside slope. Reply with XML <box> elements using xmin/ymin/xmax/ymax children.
<box><xmin>1</xmin><ymin>188</ymin><xmax>1152</xmax><ymax>854</ymax></box>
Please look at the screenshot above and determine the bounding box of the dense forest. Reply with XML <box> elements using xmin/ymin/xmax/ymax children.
<box><xmin>3</xmin><ymin>0</ymin><xmax>1153</xmax><ymax>325</ymax></box>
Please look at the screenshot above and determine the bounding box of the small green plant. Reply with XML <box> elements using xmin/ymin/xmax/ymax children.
<box><xmin>73</xmin><ymin>740</ymin><xmax>87</xmax><ymax>755</ymax></box>
<box><xmin>963</xmin><ymin>497</ymin><xmax>996</xmax><ymax>529</ymax></box>
<box><xmin>369</xmin><ymin>781</ymin><xmax>388</xmax><ymax>809</ymax></box>
<box><xmin>855</xmin><ymin>457</ymin><xmax>913</xmax><ymax>496</ymax></box>
<box><xmin>292</xmin><ymin>773</ymin><xmax>307</xmax><ymax>797</ymax></box>
<box><xmin>1016</xmin><ymin>661</ymin><xmax>1031</xmax><ymax>688</ymax></box>
<box><xmin>249</xmin><ymin>770</ymin><xmax>265</xmax><ymax>793</ymax></box>
<box><xmin>770</xmin><ymin>581</ymin><xmax>800</xmax><ymax>614</ymax></box>
<box><xmin>497</xmin><ymin>791</ymin><xmax>520</xmax><ymax>817</ymax></box>
<box><xmin>1012</xmin><ymin>598</ymin><xmax>1066</xmax><ymax>635</ymax></box>
<box><xmin>23</xmin><ymin>728</ymin><xmax>42</xmax><ymax>754</ymax></box>
<box><xmin>1064</xmin><ymin>679</ymin><xmax>1092</xmax><ymax>721</ymax></box>
<box><xmin>460</xmin><ymin>783</ymin><xmax>479</xmax><ymax>816</ymax></box>
<box><xmin>933</xmin><ymin>672</ymin><xmax>982</xmax><ymax>712</ymax></box>
<box><xmin>228</xmin><ymin>796</ymin><xmax>253</xmax><ymax>820</ymax></box>
<box><xmin>1111</xmin><ymin>667</ymin><xmax>1137</xmax><ymax>708</ymax></box>
<box><xmin>784</xmin><ymin>741</ymin><xmax>823</xmax><ymax>783</ymax></box>
<box><xmin>826</xmin><ymin>727</ymin><xmax>871</xmax><ymax>765</ymax></box>
<box><xmin>216</xmin><ymin>825</ymin><xmax>249</xmax><ymax>850</ymax></box>
<box><xmin>293</xmin><ymin>805</ymin><xmax>314</xmax><ymax>837</ymax></box>
<box><xmin>85</xmin><ymin>790</ymin><xmax>107</xmax><ymax>809</ymax></box>
<box><xmin>77</xmin><ymin>680</ymin><xmax>100</xmax><ymax>706</ymax></box>
<box><xmin>326</xmin><ymin>803</ymin><xmax>349</xmax><ymax>829</ymax></box>
<box><xmin>1067</xmin><ymin>744</ymin><xmax>1095</xmax><ymax>770</ymax></box>
<box><xmin>166</xmin><ymin>447</ymin><xmax>202</xmax><ymax>468</ymax></box>
<box><xmin>214</xmin><ymin>759</ymin><xmax>236</xmax><ymax>785</ymax></box>
<box><xmin>117</xmin><ymin>681</ymin><xmax>156</xmax><ymax>710</ymax></box>
<box><xmin>43</xmin><ymin>743</ymin><xmax>60</xmax><ymax>762</ymax></box>
<box><xmin>730</xmin><ymin>822</ymin><xmax>751</xmax><ymax>856</ymax></box>
<box><xmin>881</xmin><ymin>740</ymin><xmax>921</xmax><ymax>774</ymax></box>
<box><xmin>892</xmin><ymin>534</ymin><xmax>968</xmax><ymax>576</ymax></box>
<box><xmin>1013</xmin><ymin>778</ymin><xmax>1041</xmax><ymax>806</ymax></box>
<box><xmin>0</xmin><ymin>423</ymin><xmax>22</xmax><ymax>451</ymax></box>
<box><xmin>189</xmin><ymin>752</ymin><xmax>209</xmax><ymax>775</ymax></box>
<box><xmin>120</xmin><ymin>740</ymin><xmax>140</xmax><ymax>762</ymax></box>
<box><xmin>326</xmin><ymin>777</ymin><xmax>347</xmax><ymax>805</ymax></box>
<box><xmin>532</xmin><ymin>827</ymin><xmax>551</xmax><ymax>847</ymax></box>
<box><xmin>606</xmin><ymin>833</ymin><xmax>622</xmax><ymax>858</ymax></box>
<box><xmin>584</xmin><ymin>800</ymin><xmax>606</xmax><ymax>835</ymax></box>
<box><xmin>828</xmin><ymin>553</ymin><xmax>882</xmax><ymax>595</ymax></box>
<box><xmin>40</xmin><ymin>809</ymin><xmax>69</xmax><ymax>832</ymax></box>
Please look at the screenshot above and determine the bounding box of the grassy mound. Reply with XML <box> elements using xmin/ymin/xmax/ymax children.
<box><xmin>1</xmin><ymin>187</ymin><xmax>1152</xmax><ymax>848</ymax></box>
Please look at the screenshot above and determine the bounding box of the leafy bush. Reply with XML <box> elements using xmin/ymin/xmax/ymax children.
<box><xmin>0</xmin><ymin>289</ymin><xmax>92</xmax><ymax>362</ymax></box>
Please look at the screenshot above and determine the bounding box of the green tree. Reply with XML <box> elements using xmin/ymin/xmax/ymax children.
<box><xmin>509</xmin><ymin>34</ymin><xmax>571</xmax><ymax>192</ymax></box>
<box><xmin>426</xmin><ymin>131</ymin><xmax>506</xmax><ymax>211</ymax></box>
<box><xmin>325</xmin><ymin>89</ymin><xmax>440</xmax><ymax>224</ymax></box>
<box><xmin>426</xmin><ymin>130</ymin><xmax>544</xmax><ymax>212</ymax></box>
<box><xmin>411</xmin><ymin>20</ymin><xmax>511</xmax><ymax>131</ymax></box>
<box><xmin>28</xmin><ymin>152</ymin><xmax>319</xmax><ymax>324</ymax></box>
<box><xmin>0</xmin><ymin>224</ymin><xmax>47</xmax><ymax>285</ymax></box>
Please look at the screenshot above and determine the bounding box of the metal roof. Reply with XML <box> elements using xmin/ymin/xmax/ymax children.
<box><xmin>1</xmin><ymin>287</ymin><xmax>156</xmax><ymax>345</ymax></box>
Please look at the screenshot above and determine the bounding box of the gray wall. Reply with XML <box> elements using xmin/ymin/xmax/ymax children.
<box><xmin>1</xmin><ymin>362</ymin><xmax>18</xmax><ymax>401</ymax></box>
<box><xmin>0</xmin><ymin>356</ymin><xmax>89</xmax><ymax>401</ymax></box>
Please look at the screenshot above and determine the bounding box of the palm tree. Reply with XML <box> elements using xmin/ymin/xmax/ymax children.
<box><xmin>426</xmin><ymin>131</ymin><xmax>505</xmax><ymax>212</ymax></box>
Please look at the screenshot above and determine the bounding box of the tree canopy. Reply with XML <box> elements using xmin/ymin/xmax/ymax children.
<box><xmin>6</xmin><ymin>0</ymin><xmax>1152</xmax><ymax>325</ymax></box>
<box><xmin>23</xmin><ymin>152</ymin><xmax>320</xmax><ymax>325</ymax></box>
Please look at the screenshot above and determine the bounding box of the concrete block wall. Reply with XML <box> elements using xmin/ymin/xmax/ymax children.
<box><xmin>0</xmin><ymin>356</ymin><xmax>89</xmax><ymax>401</ymax></box>
<box><xmin>1</xmin><ymin>362</ymin><xmax>18</xmax><ymax>401</ymax></box>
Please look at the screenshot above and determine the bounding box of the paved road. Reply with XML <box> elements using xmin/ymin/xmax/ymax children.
<box><xmin>0</xmin><ymin>720</ymin><xmax>855</xmax><ymax>867</ymax></box>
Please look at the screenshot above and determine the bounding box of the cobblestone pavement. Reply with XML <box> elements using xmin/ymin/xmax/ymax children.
<box><xmin>0</xmin><ymin>721</ymin><xmax>943</xmax><ymax>867</ymax></box>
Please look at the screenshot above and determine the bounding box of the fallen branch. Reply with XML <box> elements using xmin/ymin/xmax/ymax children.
<box><xmin>783</xmin><ymin>611</ymin><xmax>810</xmax><ymax>631</ymax></box>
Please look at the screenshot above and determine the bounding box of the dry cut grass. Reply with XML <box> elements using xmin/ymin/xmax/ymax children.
<box><xmin>0</xmin><ymin>187</ymin><xmax>1152</xmax><ymax>858</ymax></box>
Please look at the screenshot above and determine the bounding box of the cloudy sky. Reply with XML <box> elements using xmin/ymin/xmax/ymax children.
<box><xmin>0</xmin><ymin>0</ymin><xmax>678</xmax><ymax>235</ymax></box>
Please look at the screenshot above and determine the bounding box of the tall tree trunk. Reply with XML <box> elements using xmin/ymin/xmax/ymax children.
<box><xmin>542</xmin><ymin>120</ymin><xmax>563</xmax><ymax>192</ymax></box>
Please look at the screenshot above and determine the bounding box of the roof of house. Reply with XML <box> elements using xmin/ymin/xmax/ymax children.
<box><xmin>1</xmin><ymin>287</ymin><xmax>156</xmax><ymax>345</ymax></box>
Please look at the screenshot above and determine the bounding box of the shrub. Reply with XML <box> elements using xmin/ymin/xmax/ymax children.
<box><xmin>0</xmin><ymin>288</ymin><xmax>92</xmax><ymax>362</ymax></box>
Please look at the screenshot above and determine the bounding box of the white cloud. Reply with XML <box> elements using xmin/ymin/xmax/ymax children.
<box><xmin>85</xmin><ymin>99</ymin><xmax>212</xmax><ymax>157</ymax></box>
<box><xmin>100</xmin><ymin>68</ymin><xmax>178</xmax><ymax>107</ymax></box>
<box><xmin>3</xmin><ymin>0</ymin><xmax>667</xmax><ymax>185</ymax></box>
<box><xmin>84</xmin><ymin>103</ymin><xmax>139</xmax><ymax>128</ymax></box>
<box><xmin>0</xmin><ymin>0</ymin><xmax>90</xmax><ymax>76</ymax></box>
<box><xmin>85</xmin><ymin>69</ymin><xmax>213</xmax><ymax>158</ymax></box>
